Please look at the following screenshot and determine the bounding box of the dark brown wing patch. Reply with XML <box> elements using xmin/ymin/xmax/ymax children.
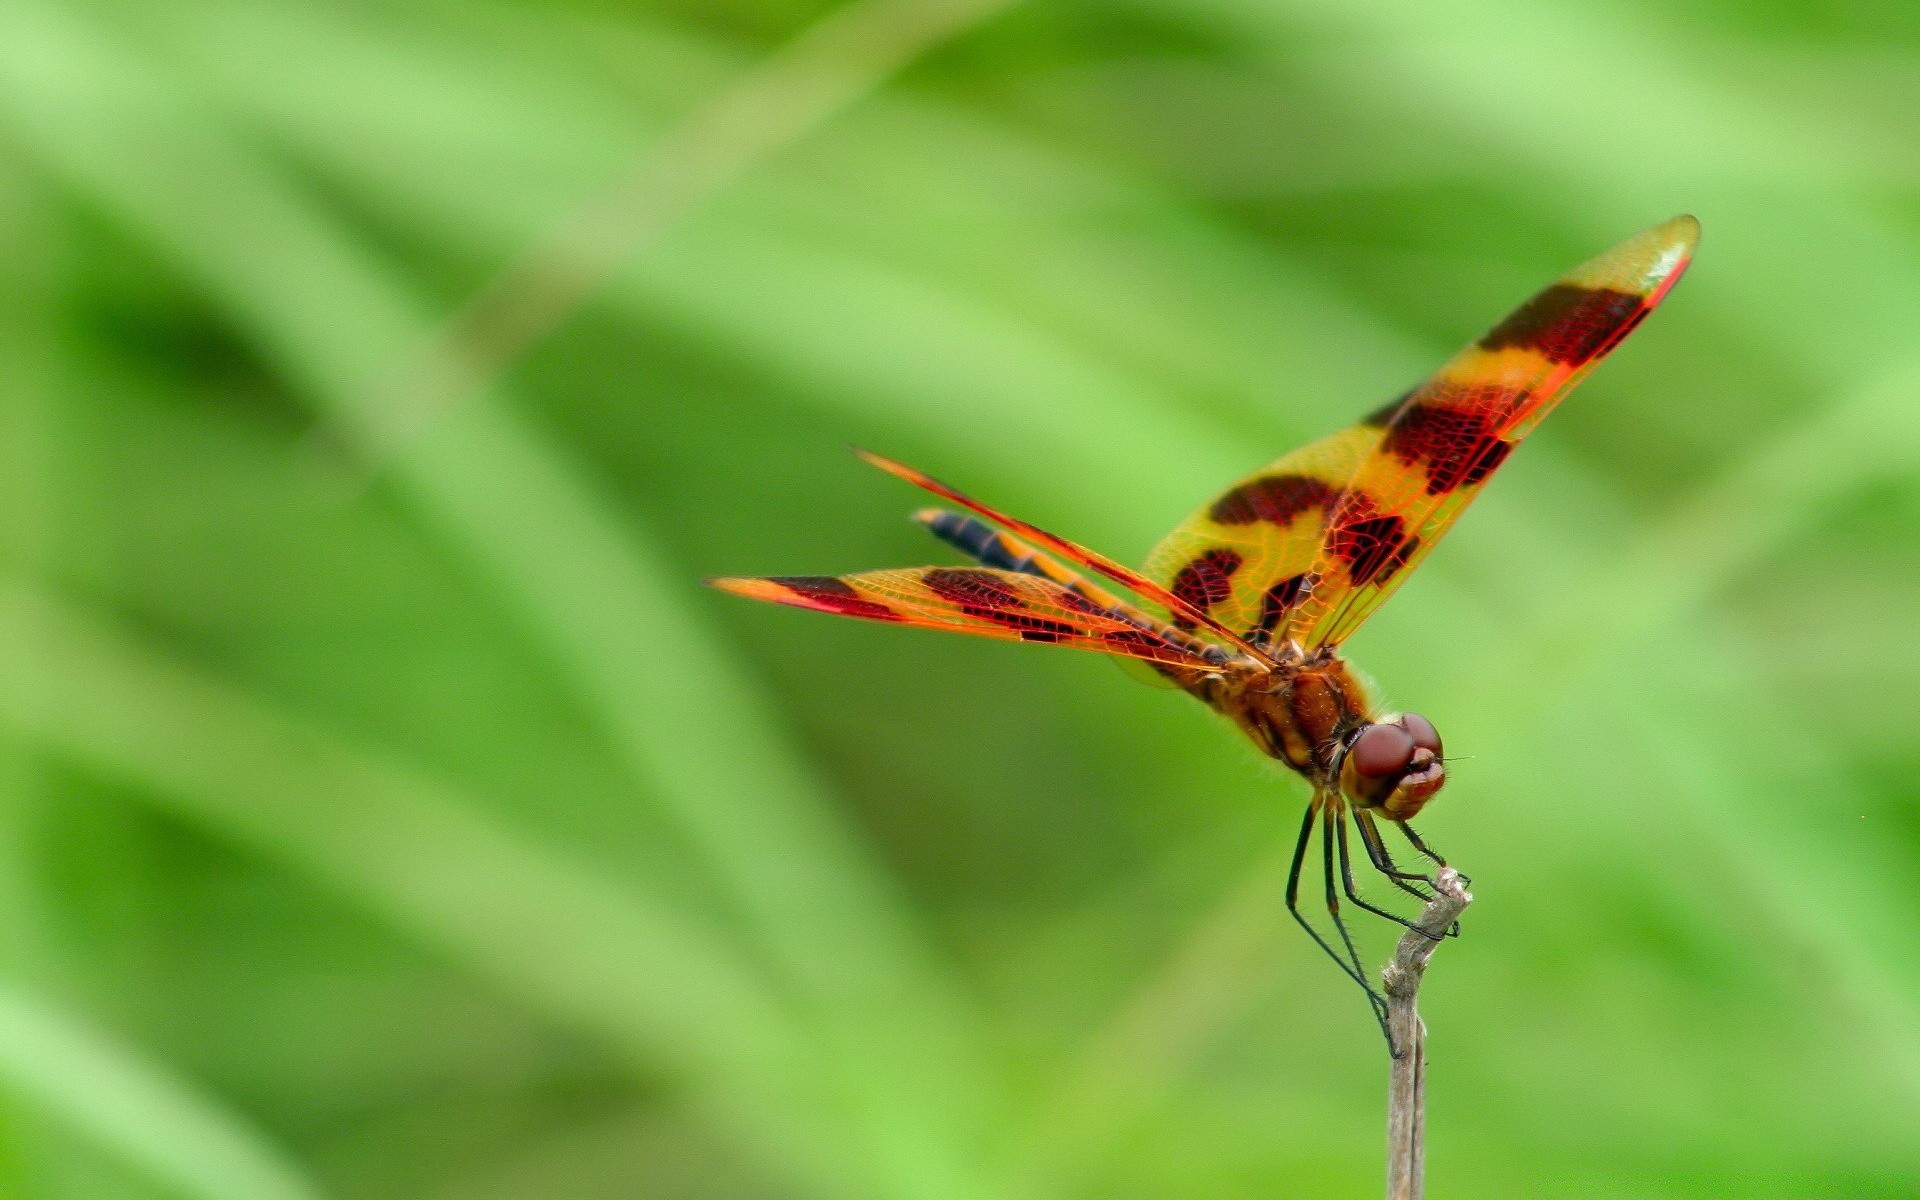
<box><xmin>1209</xmin><ymin>475</ymin><xmax>1340</xmax><ymax>527</ymax></box>
<box><xmin>1478</xmin><ymin>283</ymin><xmax>1645</xmax><ymax>364</ymax></box>
<box><xmin>1326</xmin><ymin>510</ymin><xmax>1419</xmax><ymax>587</ymax></box>
<box><xmin>1381</xmin><ymin>401</ymin><xmax>1517</xmax><ymax>495</ymax></box>
<box><xmin>1168</xmin><ymin>549</ymin><xmax>1243</xmax><ymax>626</ymax></box>
<box><xmin>923</xmin><ymin>567</ymin><xmax>1085</xmax><ymax>641</ymax></box>
<box><xmin>1143</xmin><ymin>217</ymin><xmax>1696</xmax><ymax>652</ymax></box>
<box><xmin>859</xmin><ymin>449</ymin><xmax>1279</xmax><ymax>666</ymax></box>
<box><xmin>1252</xmin><ymin>572</ymin><xmax>1316</xmax><ymax>639</ymax></box>
<box><xmin>1362</xmin><ymin>390</ymin><xmax>1415</xmax><ymax>429</ymax></box>
<box><xmin>711</xmin><ymin>568</ymin><xmax>1233</xmax><ymax>670</ymax></box>
<box><xmin>767</xmin><ymin>576</ymin><xmax>906</xmax><ymax>622</ymax></box>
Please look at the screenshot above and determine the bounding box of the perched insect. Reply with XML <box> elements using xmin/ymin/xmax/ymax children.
<box><xmin>711</xmin><ymin>217</ymin><xmax>1697</xmax><ymax>1042</ymax></box>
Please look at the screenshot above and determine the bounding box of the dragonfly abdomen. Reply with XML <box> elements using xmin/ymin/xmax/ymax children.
<box><xmin>916</xmin><ymin>509</ymin><xmax>1045</xmax><ymax>576</ymax></box>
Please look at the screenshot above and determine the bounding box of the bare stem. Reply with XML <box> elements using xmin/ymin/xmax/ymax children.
<box><xmin>1382</xmin><ymin>866</ymin><xmax>1471</xmax><ymax>1200</ymax></box>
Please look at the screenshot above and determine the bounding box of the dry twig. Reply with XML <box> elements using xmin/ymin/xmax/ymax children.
<box><xmin>1381</xmin><ymin>866</ymin><xmax>1472</xmax><ymax>1200</ymax></box>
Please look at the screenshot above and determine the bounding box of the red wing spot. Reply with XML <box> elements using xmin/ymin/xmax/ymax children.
<box><xmin>923</xmin><ymin>567</ymin><xmax>1021</xmax><ymax>609</ymax></box>
<box><xmin>1372</xmin><ymin>533</ymin><xmax>1420</xmax><ymax>583</ymax></box>
<box><xmin>1168</xmin><ymin>548</ymin><xmax>1242</xmax><ymax>629</ymax></box>
<box><xmin>1459</xmin><ymin>438</ymin><xmax>1512</xmax><ymax>488</ymax></box>
<box><xmin>1209</xmin><ymin>474</ymin><xmax>1339</xmax><ymax>526</ymax></box>
<box><xmin>1382</xmin><ymin>403</ymin><xmax>1517</xmax><ymax>495</ymax></box>
<box><xmin>1251</xmin><ymin>571</ymin><xmax>1315</xmax><ymax>638</ymax></box>
<box><xmin>1478</xmin><ymin>283</ymin><xmax>1645</xmax><ymax>365</ymax></box>
<box><xmin>1102</xmin><ymin>628</ymin><xmax>1191</xmax><ymax>676</ymax></box>
<box><xmin>772</xmin><ymin>576</ymin><xmax>904</xmax><ymax>622</ymax></box>
<box><xmin>923</xmin><ymin>568</ymin><xmax>1083</xmax><ymax>641</ymax></box>
<box><xmin>1329</xmin><ymin>514</ymin><xmax>1413</xmax><ymax>586</ymax></box>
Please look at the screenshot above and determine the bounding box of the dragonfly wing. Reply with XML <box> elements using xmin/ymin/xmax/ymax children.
<box><xmin>1145</xmin><ymin>215</ymin><xmax>1697</xmax><ymax>651</ymax></box>
<box><xmin>1143</xmin><ymin>421</ymin><xmax>1373</xmax><ymax>646</ymax></box>
<box><xmin>1294</xmin><ymin>215</ymin><xmax>1697</xmax><ymax>648</ymax></box>
<box><xmin>916</xmin><ymin>507</ymin><xmax>1203</xmax><ymax>687</ymax></box>
<box><xmin>858</xmin><ymin>450</ymin><xmax>1277</xmax><ymax>667</ymax></box>
<box><xmin>708</xmin><ymin>568</ymin><xmax>1226</xmax><ymax>673</ymax></box>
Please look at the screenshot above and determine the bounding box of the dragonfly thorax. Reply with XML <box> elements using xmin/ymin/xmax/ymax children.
<box><xmin>1205</xmin><ymin>656</ymin><xmax>1446</xmax><ymax>822</ymax></box>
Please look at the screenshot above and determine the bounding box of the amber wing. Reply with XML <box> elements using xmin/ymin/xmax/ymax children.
<box><xmin>857</xmin><ymin>450</ymin><xmax>1278</xmax><ymax>666</ymax></box>
<box><xmin>1145</xmin><ymin>215</ymin><xmax>1698</xmax><ymax>650</ymax></box>
<box><xmin>707</xmin><ymin>568</ymin><xmax>1226</xmax><ymax>672</ymax></box>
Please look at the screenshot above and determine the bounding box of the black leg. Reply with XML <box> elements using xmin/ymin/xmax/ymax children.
<box><xmin>1284</xmin><ymin>803</ymin><xmax>1369</xmax><ymax>991</ymax></box>
<box><xmin>1321</xmin><ymin>806</ymin><xmax>1395</xmax><ymax>1049</ymax></box>
<box><xmin>1399</xmin><ymin>820</ymin><xmax>1469</xmax><ymax>887</ymax></box>
<box><xmin>1353</xmin><ymin>809</ymin><xmax>1439</xmax><ymax>895</ymax></box>
<box><xmin>1284</xmin><ymin>799</ymin><xmax>1394</xmax><ymax>1049</ymax></box>
<box><xmin>1354</xmin><ymin>810</ymin><xmax>1457</xmax><ymax>938</ymax></box>
<box><xmin>1382</xmin><ymin>815</ymin><xmax>1464</xmax><ymax>936</ymax></box>
<box><xmin>1334</xmin><ymin>805</ymin><xmax>1434</xmax><ymax>936</ymax></box>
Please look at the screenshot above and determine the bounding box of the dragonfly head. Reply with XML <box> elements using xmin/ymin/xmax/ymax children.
<box><xmin>1338</xmin><ymin>712</ymin><xmax>1445</xmax><ymax>820</ymax></box>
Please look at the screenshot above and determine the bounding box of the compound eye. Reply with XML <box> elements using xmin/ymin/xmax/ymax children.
<box><xmin>1400</xmin><ymin>712</ymin><xmax>1443</xmax><ymax>757</ymax></box>
<box><xmin>1349</xmin><ymin>723</ymin><xmax>1416</xmax><ymax>780</ymax></box>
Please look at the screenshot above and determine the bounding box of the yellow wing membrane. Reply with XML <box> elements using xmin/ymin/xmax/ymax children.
<box><xmin>1145</xmin><ymin>215</ymin><xmax>1698</xmax><ymax>650</ymax></box>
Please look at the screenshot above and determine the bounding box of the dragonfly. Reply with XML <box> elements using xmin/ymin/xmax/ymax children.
<box><xmin>711</xmin><ymin>217</ymin><xmax>1697</xmax><ymax>1043</ymax></box>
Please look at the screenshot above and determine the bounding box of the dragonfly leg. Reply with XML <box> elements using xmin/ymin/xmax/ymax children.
<box><xmin>1333</xmin><ymin>804</ymin><xmax>1435</xmax><ymax>937</ymax></box>
<box><xmin>1321</xmin><ymin>805</ymin><xmax>1397</xmax><ymax>1051</ymax></box>
<box><xmin>1354</xmin><ymin>810</ymin><xmax>1457</xmax><ymax>938</ymax></box>
<box><xmin>1285</xmin><ymin>800</ymin><xmax>1395</xmax><ymax>1051</ymax></box>
<box><xmin>1394</xmin><ymin>816</ymin><xmax>1466</xmax><ymax>936</ymax></box>
<box><xmin>1353</xmin><ymin>810</ymin><xmax>1438</xmax><ymax>893</ymax></box>
<box><xmin>1399</xmin><ymin>820</ymin><xmax>1469</xmax><ymax>887</ymax></box>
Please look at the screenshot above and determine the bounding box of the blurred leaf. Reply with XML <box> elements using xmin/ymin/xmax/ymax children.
<box><xmin>0</xmin><ymin>981</ymin><xmax>321</xmax><ymax>1200</ymax></box>
<box><xmin>0</xmin><ymin>6</ymin><xmax>1000</xmax><ymax>1196</ymax></box>
<box><xmin>0</xmin><ymin>0</ymin><xmax>1915</xmax><ymax>1195</ymax></box>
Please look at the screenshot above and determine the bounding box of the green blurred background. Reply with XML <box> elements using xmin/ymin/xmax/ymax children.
<box><xmin>0</xmin><ymin>0</ymin><xmax>1913</xmax><ymax>1197</ymax></box>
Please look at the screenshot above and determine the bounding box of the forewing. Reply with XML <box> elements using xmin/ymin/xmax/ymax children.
<box><xmin>1145</xmin><ymin>215</ymin><xmax>1697</xmax><ymax>650</ymax></box>
<box><xmin>1143</xmin><ymin>423</ymin><xmax>1372</xmax><ymax>646</ymax></box>
<box><xmin>1293</xmin><ymin>215</ymin><xmax>1697</xmax><ymax>647</ymax></box>
<box><xmin>708</xmin><ymin>568</ymin><xmax>1224</xmax><ymax>673</ymax></box>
